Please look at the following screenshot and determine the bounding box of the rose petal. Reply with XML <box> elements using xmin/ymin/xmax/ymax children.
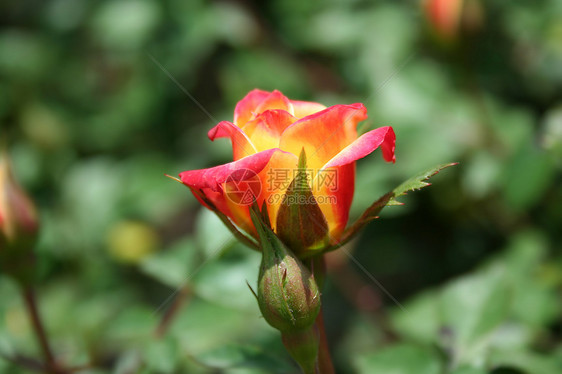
<box><xmin>322</xmin><ymin>126</ymin><xmax>396</xmax><ymax>169</ymax></box>
<box><xmin>312</xmin><ymin>164</ymin><xmax>355</xmax><ymax>240</ymax></box>
<box><xmin>189</xmin><ymin>187</ymin><xmax>232</xmax><ymax>218</ymax></box>
<box><xmin>255</xmin><ymin>150</ymin><xmax>299</xmax><ymax>230</ymax></box>
<box><xmin>234</xmin><ymin>89</ymin><xmax>293</xmax><ymax>127</ymax></box>
<box><xmin>310</xmin><ymin>126</ymin><xmax>395</xmax><ymax>240</ymax></box>
<box><xmin>179</xmin><ymin>148</ymin><xmax>280</xmax><ymax>192</ymax></box>
<box><xmin>242</xmin><ymin>109</ymin><xmax>297</xmax><ymax>152</ymax></box>
<box><xmin>279</xmin><ymin>104</ymin><xmax>368</xmax><ymax>170</ymax></box>
<box><xmin>290</xmin><ymin>100</ymin><xmax>327</xmax><ymax>119</ymax></box>
<box><xmin>208</xmin><ymin>121</ymin><xmax>257</xmax><ymax>161</ymax></box>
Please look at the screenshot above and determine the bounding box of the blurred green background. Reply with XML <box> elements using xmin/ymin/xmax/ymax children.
<box><xmin>1</xmin><ymin>0</ymin><xmax>561</xmax><ymax>373</ymax></box>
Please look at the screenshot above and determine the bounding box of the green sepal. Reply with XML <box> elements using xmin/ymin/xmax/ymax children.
<box><xmin>275</xmin><ymin>149</ymin><xmax>329</xmax><ymax>254</ymax></box>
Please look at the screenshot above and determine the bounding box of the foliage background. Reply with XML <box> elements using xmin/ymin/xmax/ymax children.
<box><xmin>1</xmin><ymin>0</ymin><xmax>561</xmax><ymax>373</ymax></box>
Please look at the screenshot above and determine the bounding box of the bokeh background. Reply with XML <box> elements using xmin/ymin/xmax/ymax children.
<box><xmin>1</xmin><ymin>0</ymin><xmax>561</xmax><ymax>373</ymax></box>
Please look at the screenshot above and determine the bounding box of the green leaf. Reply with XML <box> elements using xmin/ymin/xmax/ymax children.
<box><xmin>197</xmin><ymin>344</ymin><xmax>294</xmax><ymax>373</ymax></box>
<box><xmin>502</xmin><ymin>230</ymin><xmax>559</xmax><ymax>328</ymax></box>
<box><xmin>390</xmin><ymin>290</ymin><xmax>440</xmax><ymax>344</ymax></box>
<box><xmin>143</xmin><ymin>336</ymin><xmax>179</xmax><ymax>374</ymax></box>
<box><xmin>502</xmin><ymin>146</ymin><xmax>555</xmax><ymax>212</ymax></box>
<box><xmin>354</xmin><ymin>344</ymin><xmax>443</xmax><ymax>374</ymax></box>
<box><xmin>388</xmin><ymin>162</ymin><xmax>457</xmax><ymax>205</ymax></box>
<box><xmin>192</xmin><ymin>243</ymin><xmax>261</xmax><ymax>311</ymax></box>
<box><xmin>170</xmin><ymin>298</ymin><xmax>267</xmax><ymax>354</ymax></box>
<box><xmin>106</xmin><ymin>306</ymin><xmax>158</xmax><ymax>341</ymax></box>
<box><xmin>195</xmin><ymin>208</ymin><xmax>240</xmax><ymax>257</ymax></box>
<box><xmin>440</xmin><ymin>265</ymin><xmax>510</xmax><ymax>350</ymax></box>
<box><xmin>488</xmin><ymin>350</ymin><xmax>562</xmax><ymax>374</ymax></box>
<box><xmin>139</xmin><ymin>238</ymin><xmax>198</xmax><ymax>288</ymax></box>
<box><xmin>451</xmin><ymin>367</ymin><xmax>488</xmax><ymax>374</ymax></box>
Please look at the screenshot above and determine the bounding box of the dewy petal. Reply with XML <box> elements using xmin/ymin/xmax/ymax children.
<box><xmin>179</xmin><ymin>148</ymin><xmax>280</xmax><ymax>192</ymax></box>
<box><xmin>279</xmin><ymin>104</ymin><xmax>368</xmax><ymax>171</ymax></box>
<box><xmin>234</xmin><ymin>89</ymin><xmax>293</xmax><ymax>127</ymax></box>
<box><xmin>208</xmin><ymin>121</ymin><xmax>258</xmax><ymax>161</ymax></box>
<box><xmin>322</xmin><ymin>126</ymin><xmax>396</xmax><ymax>169</ymax></box>
<box><xmin>290</xmin><ymin>100</ymin><xmax>327</xmax><ymax>119</ymax></box>
<box><xmin>242</xmin><ymin>109</ymin><xmax>297</xmax><ymax>152</ymax></box>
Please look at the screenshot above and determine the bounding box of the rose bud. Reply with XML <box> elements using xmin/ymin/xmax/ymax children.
<box><xmin>250</xmin><ymin>206</ymin><xmax>321</xmax><ymax>373</ymax></box>
<box><xmin>0</xmin><ymin>150</ymin><xmax>39</xmax><ymax>284</ymax></box>
<box><xmin>251</xmin><ymin>206</ymin><xmax>321</xmax><ymax>333</ymax></box>
<box><xmin>423</xmin><ymin>0</ymin><xmax>484</xmax><ymax>43</ymax></box>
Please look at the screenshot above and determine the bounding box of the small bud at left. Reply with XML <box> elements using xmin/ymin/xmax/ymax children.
<box><xmin>0</xmin><ymin>150</ymin><xmax>39</xmax><ymax>283</ymax></box>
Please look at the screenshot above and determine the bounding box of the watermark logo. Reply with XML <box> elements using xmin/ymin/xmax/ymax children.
<box><xmin>266</xmin><ymin>169</ymin><xmax>338</xmax><ymax>192</ymax></box>
<box><xmin>225</xmin><ymin>168</ymin><xmax>339</xmax><ymax>206</ymax></box>
<box><xmin>224</xmin><ymin>168</ymin><xmax>262</xmax><ymax>206</ymax></box>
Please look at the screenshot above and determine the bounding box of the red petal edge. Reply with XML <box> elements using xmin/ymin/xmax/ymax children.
<box><xmin>322</xmin><ymin>126</ymin><xmax>396</xmax><ymax>169</ymax></box>
<box><xmin>179</xmin><ymin>148</ymin><xmax>283</xmax><ymax>192</ymax></box>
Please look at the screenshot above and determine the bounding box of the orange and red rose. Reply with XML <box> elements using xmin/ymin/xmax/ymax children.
<box><xmin>179</xmin><ymin>89</ymin><xmax>395</xmax><ymax>251</ymax></box>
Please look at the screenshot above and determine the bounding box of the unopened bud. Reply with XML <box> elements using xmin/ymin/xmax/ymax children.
<box><xmin>250</xmin><ymin>207</ymin><xmax>320</xmax><ymax>333</ymax></box>
<box><xmin>0</xmin><ymin>150</ymin><xmax>39</xmax><ymax>283</ymax></box>
<box><xmin>423</xmin><ymin>0</ymin><xmax>484</xmax><ymax>43</ymax></box>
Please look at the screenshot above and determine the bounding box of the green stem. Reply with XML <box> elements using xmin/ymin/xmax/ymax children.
<box><xmin>309</xmin><ymin>256</ymin><xmax>335</xmax><ymax>374</ymax></box>
<box><xmin>21</xmin><ymin>286</ymin><xmax>58</xmax><ymax>374</ymax></box>
<box><xmin>281</xmin><ymin>328</ymin><xmax>319</xmax><ymax>374</ymax></box>
<box><xmin>315</xmin><ymin>310</ymin><xmax>335</xmax><ymax>374</ymax></box>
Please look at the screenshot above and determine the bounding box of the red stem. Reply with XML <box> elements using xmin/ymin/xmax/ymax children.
<box><xmin>21</xmin><ymin>286</ymin><xmax>59</xmax><ymax>374</ymax></box>
<box><xmin>154</xmin><ymin>286</ymin><xmax>191</xmax><ymax>338</ymax></box>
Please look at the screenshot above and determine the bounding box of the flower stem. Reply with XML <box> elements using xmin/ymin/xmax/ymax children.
<box><xmin>21</xmin><ymin>285</ymin><xmax>58</xmax><ymax>374</ymax></box>
<box><xmin>314</xmin><ymin>310</ymin><xmax>335</xmax><ymax>374</ymax></box>
<box><xmin>281</xmin><ymin>328</ymin><xmax>319</xmax><ymax>374</ymax></box>
<box><xmin>154</xmin><ymin>286</ymin><xmax>191</xmax><ymax>338</ymax></box>
<box><xmin>309</xmin><ymin>256</ymin><xmax>335</xmax><ymax>374</ymax></box>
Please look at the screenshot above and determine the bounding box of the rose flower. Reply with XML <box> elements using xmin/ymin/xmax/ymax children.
<box><xmin>179</xmin><ymin>89</ymin><xmax>395</xmax><ymax>254</ymax></box>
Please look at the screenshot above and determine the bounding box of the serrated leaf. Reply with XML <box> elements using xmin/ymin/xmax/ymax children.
<box><xmin>323</xmin><ymin>163</ymin><xmax>456</xmax><ymax>253</ymax></box>
<box><xmin>388</xmin><ymin>162</ymin><xmax>457</xmax><ymax>205</ymax></box>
